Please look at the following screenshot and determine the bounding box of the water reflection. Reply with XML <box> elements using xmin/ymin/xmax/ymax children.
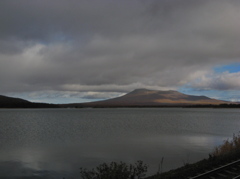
<box><xmin>0</xmin><ymin>161</ymin><xmax>73</xmax><ymax>179</ymax></box>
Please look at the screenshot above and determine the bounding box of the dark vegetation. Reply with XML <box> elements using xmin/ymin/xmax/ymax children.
<box><xmin>63</xmin><ymin>103</ymin><xmax>240</xmax><ymax>108</ymax></box>
<box><xmin>80</xmin><ymin>161</ymin><xmax>148</xmax><ymax>179</ymax></box>
<box><xmin>0</xmin><ymin>102</ymin><xmax>59</xmax><ymax>108</ymax></box>
<box><xmin>185</xmin><ymin>103</ymin><xmax>240</xmax><ymax>108</ymax></box>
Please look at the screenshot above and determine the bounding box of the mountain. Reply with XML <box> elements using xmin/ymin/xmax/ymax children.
<box><xmin>0</xmin><ymin>95</ymin><xmax>59</xmax><ymax>108</ymax></box>
<box><xmin>65</xmin><ymin>89</ymin><xmax>228</xmax><ymax>108</ymax></box>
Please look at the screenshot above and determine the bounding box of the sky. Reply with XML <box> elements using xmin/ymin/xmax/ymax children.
<box><xmin>0</xmin><ymin>0</ymin><xmax>240</xmax><ymax>104</ymax></box>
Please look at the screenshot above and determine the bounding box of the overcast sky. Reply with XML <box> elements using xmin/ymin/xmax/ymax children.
<box><xmin>0</xmin><ymin>0</ymin><xmax>240</xmax><ymax>103</ymax></box>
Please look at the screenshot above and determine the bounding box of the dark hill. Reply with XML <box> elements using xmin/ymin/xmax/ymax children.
<box><xmin>0</xmin><ymin>95</ymin><xmax>30</xmax><ymax>103</ymax></box>
<box><xmin>0</xmin><ymin>95</ymin><xmax>59</xmax><ymax>108</ymax></box>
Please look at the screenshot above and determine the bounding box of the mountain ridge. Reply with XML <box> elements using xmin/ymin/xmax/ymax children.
<box><xmin>0</xmin><ymin>95</ymin><xmax>30</xmax><ymax>103</ymax></box>
<box><xmin>64</xmin><ymin>89</ymin><xmax>230</xmax><ymax>108</ymax></box>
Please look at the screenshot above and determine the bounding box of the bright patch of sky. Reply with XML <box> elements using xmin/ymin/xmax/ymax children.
<box><xmin>6</xmin><ymin>91</ymin><xmax>123</xmax><ymax>104</ymax></box>
<box><xmin>6</xmin><ymin>92</ymin><xmax>89</xmax><ymax>104</ymax></box>
<box><xmin>214</xmin><ymin>63</ymin><xmax>240</xmax><ymax>73</ymax></box>
<box><xmin>179</xmin><ymin>63</ymin><xmax>240</xmax><ymax>102</ymax></box>
<box><xmin>178</xmin><ymin>87</ymin><xmax>240</xmax><ymax>102</ymax></box>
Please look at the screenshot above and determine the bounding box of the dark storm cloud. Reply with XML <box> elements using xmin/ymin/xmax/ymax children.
<box><xmin>0</xmin><ymin>0</ymin><xmax>145</xmax><ymax>41</ymax></box>
<box><xmin>1</xmin><ymin>0</ymin><xmax>240</xmax><ymax>100</ymax></box>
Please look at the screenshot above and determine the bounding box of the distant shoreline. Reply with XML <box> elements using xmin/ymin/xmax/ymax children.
<box><xmin>61</xmin><ymin>103</ymin><xmax>240</xmax><ymax>109</ymax></box>
<box><xmin>1</xmin><ymin>103</ymin><xmax>240</xmax><ymax>109</ymax></box>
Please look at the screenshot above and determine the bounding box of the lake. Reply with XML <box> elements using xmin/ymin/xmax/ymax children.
<box><xmin>0</xmin><ymin>108</ymin><xmax>239</xmax><ymax>178</ymax></box>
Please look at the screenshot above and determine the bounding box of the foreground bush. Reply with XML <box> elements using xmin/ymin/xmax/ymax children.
<box><xmin>212</xmin><ymin>133</ymin><xmax>240</xmax><ymax>157</ymax></box>
<box><xmin>80</xmin><ymin>160</ymin><xmax>148</xmax><ymax>179</ymax></box>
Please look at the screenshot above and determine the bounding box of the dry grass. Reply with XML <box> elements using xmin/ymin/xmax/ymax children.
<box><xmin>212</xmin><ymin>133</ymin><xmax>240</xmax><ymax>157</ymax></box>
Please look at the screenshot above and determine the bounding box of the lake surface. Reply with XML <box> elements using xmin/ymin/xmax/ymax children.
<box><xmin>0</xmin><ymin>108</ymin><xmax>239</xmax><ymax>178</ymax></box>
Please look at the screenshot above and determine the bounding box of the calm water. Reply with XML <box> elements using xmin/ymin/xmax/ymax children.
<box><xmin>0</xmin><ymin>108</ymin><xmax>239</xmax><ymax>178</ymax></box>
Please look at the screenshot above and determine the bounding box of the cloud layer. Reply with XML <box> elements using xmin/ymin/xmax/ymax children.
<box><xmin>190</xmin><ymin>71</ymin><xmax>240</xmax><ymax>90</ymax></box>
<box><xmin>1</xmin><ymin>0</ymin><xmax>240</xmax><ymax>102</ymax></box>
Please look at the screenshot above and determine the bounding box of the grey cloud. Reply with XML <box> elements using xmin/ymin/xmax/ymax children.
<box><xmin>189</xmin><ymin>72</ymin><xmax>240</xmax><ymax>90</ymax></box>
<box><xmin>81</xmin><ymin>92</ymin><xmax>123</xmax><ymax>100</ymax></box>
<box><xmin>1</xmin><ymin>0</ymin><xmax>240</xmax><ymax>100</ymax></box>
<box><xmin>0</xmin><ymin>0</ymin><xmax>146</xmax><ymax>41</ymax></box>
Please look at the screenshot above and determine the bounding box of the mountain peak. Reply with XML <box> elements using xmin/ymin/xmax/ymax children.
<box><xmin>129</xmin><ymin>88</ymin><xmax>179</xmax><ymax>95</ymax></box>
<box><xmin>129</xmin><ymin>88</ymin><xmax>153</xmax><ymax>93</ymax></box>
